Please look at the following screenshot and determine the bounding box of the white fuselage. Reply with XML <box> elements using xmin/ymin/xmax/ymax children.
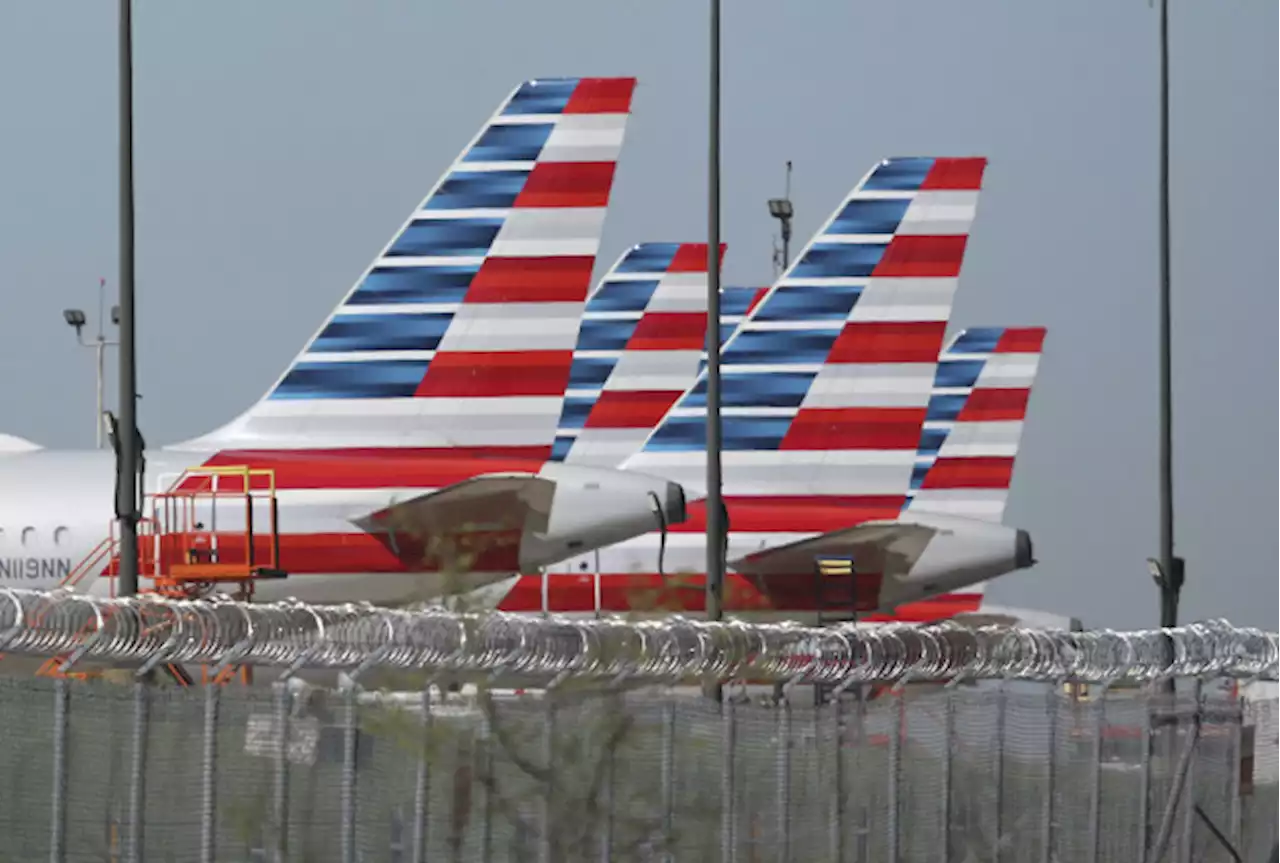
<box><xmin>0</xmin><ymin>448</ymin><xmax>686</xmax><ymax>605</ymax></box>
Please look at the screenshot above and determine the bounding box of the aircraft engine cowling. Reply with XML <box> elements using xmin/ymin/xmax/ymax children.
<box><xmin>518</xmin><ymin>463</ymin><xmax>687</xmax><ymax>570</ymax></box>
<box><xmin>878</xmin><ymin>512</ymin><xmax>1035</xmax><ymax>608</ymax></box>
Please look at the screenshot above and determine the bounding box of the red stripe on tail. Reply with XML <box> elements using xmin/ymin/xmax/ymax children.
<box><xmin>514</xmin><ymin>163</ymin><xmax>617</xmax><ymax>208</ymax></box>
<box><xmin>464</xmin><ymin>257</ymin><xmax>595</xmax><ymax>303</ymax></box>
<box><xmin>415</xmin><ymin>351</ymin><xmax>573</xmax><ymax>398</ymax></box>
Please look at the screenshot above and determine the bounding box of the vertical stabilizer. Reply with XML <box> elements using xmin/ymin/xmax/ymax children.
<box><xmin>625</xmin><ymin>157</ymin><xmax>987</xmax><ymax>530</ymax></box>
<box><xmin>551</xmin><ymin>243</ymin><xmax>724</xmax><ymax>466</ymax></box>
<box><xmin>173</xmin><ymin>78</ymin><xmax>637</xmax><ymax>455</ymax></box>
<box><xmin>907</xmin><ymin>326</ymin><xmax>1047</xmax><ymax>522</ymax></box>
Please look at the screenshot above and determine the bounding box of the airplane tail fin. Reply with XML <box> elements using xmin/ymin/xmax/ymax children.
<box><xmin>550</xmin><ymin>243</ymin><xmax>724</xmax><ymax>467</ymax></box>
<box><xmin>173</xmin><ymin>78</ymin><xmax>637</xmax><ymax>455</ymax></box>
<box><xmin>906</xmin><ymin>326</ymin><xmax>1047</xmax><ymax>523</ymax></box>
<box><xmin>0</xmin><ymin>433</ymin><xmax>41</xmax><ymax>455</ymax></box>
<box><xmin>625</xmin><ymin>157</ymin><xmax>987</xmax><ymax>525</ymax></box>
<box><xmin>717</xmin><ymin>286</ymin><xmax>768</xmax><ymax>349</ymax></box>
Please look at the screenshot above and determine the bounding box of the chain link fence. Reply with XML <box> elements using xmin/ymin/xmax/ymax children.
<box><xmin>0</xmin><ymin>674</ymin><xmax>1274</xmax><ymax>863</ymax></box>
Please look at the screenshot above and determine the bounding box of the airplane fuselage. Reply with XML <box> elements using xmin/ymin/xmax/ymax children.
<box><xmin>493</xmin><ymin>501</ymin><xmax>1034</xmax><ymax>619</ymax></box>
<box><xmin>0</xmin><ymin>447</ymin><xmax>686</xmax><ymax>605</ymax></box>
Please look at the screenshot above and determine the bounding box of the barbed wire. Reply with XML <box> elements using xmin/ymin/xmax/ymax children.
<box><xmin>0</xmin><ymin>589</ymin><xmax>1274</xmax><ymax>686</ymax></box>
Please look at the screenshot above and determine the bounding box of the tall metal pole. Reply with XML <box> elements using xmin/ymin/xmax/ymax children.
<box><xmin>96</xmin><ymin>341</ymin><xmax>105</xmax><ymax>450</ymax></box>
<box><xmin>1157</xmin><ymin>0</ymin><xmax>1181</xmax><ymax>629</ymax></box>
<box><xmin>117</xmin><ymin>0</ymin><xmax>140</xmax><ymax>598</ymax></box>
<box><xmin>96</xmin><ymin>279</ymin><xmax>106</xmax><ymax>450</ymax></box>
<box><xmin>703</xmin><ymin>0</ymin><xmax>725</xmax><ymax>702</ymax></box>
<box><xmin>782</xmin><ymin>161</ymin><xmax>792</xmax><ymax>271</ymax></box>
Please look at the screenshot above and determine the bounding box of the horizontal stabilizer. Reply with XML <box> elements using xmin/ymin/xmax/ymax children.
<box><xmin>730</xmin><ymin>520</ymin><xmax>945</xmax><ymax>580</ymax></box>
<box><xmin>354</xmin><ymin>474</ymin><xmax>555</xmax><ymax>535</ymax></box>
<box><xmin>351</xmin><ymin>474</ymin><xmax>556</xmax><ymax>574</ymax></box>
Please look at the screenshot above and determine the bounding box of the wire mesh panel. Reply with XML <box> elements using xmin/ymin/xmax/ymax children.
<box><xmin>0</xmin><ymin>679</ymin><xmax>1276</xmax><ymax>863</ymax></box>
<box><xmin>0</xmin><ymin>601</ymin><xmax>1273</xmax><ymax>863</ymax></box>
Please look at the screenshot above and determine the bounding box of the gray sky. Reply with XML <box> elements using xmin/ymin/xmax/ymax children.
<box><xmin>0</xmin><ymin>1</ymin><xmax>1275</xmax><ymax>630</ymax></box>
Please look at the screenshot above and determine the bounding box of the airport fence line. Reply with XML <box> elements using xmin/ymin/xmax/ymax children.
<box><xmin>0</xmin><ymin>591</ymin><xmax>1275</xmax><ymax>861</ymax></box>
<box><xmin>0</xmin><ymin>675</ymin><xmax>1274</xmax><ymax>863</ymax></box>
<box><xmin>0</xmin><ymin>588</ymin><xmax>1276</xmax><ymax>686</ymax></box>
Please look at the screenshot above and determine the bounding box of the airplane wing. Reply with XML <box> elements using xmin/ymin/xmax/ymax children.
<box><xmin>729</xmin><ymin>520</ymin><xmax>946</xmax><ymax>581</ymax></box>
<box><xmin>351</xmin><ymin>474</ymin><xmax>556</xmax><ymax>573</ymax></box>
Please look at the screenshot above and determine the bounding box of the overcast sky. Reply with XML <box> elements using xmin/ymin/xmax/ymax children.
<box><xmin>0</xmin><ymin>1</ymin><xmax>1274</xmax><ymax>630</ymax></box>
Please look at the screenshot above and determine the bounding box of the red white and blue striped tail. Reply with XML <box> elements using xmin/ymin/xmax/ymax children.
<box><xmin>906</xmin><ymin>326</ymin><xmax>1047</xmax><ymax>523</ymax></box>
<box><xmin>624</xmin><ymin>157</ymin><xmax>986</xmax><ymax>529</ymax></box>
<box><xmin>550</xmin><ymin>242</ymin><xmax>725</xmax><ymax>467</ymax></box>
<box><xmin>174</xmin><ymin>78</ymin><xmax>637</xmax><ymax>454</ymax></box>
<box><xmin>882</xmin><ymin>325</ymin><xmax>1048</xmax><ymax>616</ymax></box>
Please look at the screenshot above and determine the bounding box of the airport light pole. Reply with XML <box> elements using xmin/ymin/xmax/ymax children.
<box><xmin>768</xmin><ymin>161</ymin><xmax>794</xmax><ymax>278</ymax></box>
<box><xmin>117</xmin><ymin>0</ymin><xmax>141</xmax><ymax>598</ymax></box>
<box><xmin>61</xmin><ymin>280</ymin><xmax>120</xmax><ymax>450</ymax></box>
<box><xmin>1155</xmin><ymin>0</ymin><xmax>1182</xmax><ymax>634</ymax></box>
<box><xmin>703</xmin><ymin>0</ymin><xmax>726</xmax><ymax>700</ymax></box>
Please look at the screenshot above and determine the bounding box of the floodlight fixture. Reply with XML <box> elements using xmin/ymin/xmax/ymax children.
<box><xmin>1146</xmin><ymin>557</ymin><xmax>1165</xmax><ymax>587</ymax></box>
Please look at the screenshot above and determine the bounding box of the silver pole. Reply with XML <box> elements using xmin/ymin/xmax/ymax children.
<box><xmin>411</xmin><ymin>685</ymin><xmax>432</xmax><ymax>863</ymax></box>
<box><xmin>126</xmin><ymin>679</ymin><xmax>148</xmax><ymax>863</ymax></box>
<box><xmin>272</xmin><ymin>683</ymin><xmax>291</xmax><ymax>863</ymax></box>
<box><xmin>720</xmin><ymin>699</ymin><xmax>736</xmax><ymax>863</ymax></box>
<box><xmin>96</xmin><ymin>341</ymin><xmax>105</xmax><ymax>450</ymax></box>
<box><xmin>1087</xmin><ymin>694</ymin><xmax>1106</xmax><ymax>863</ymax></box>
<box><xmin>703</xmin><ymin>0</ymin><xmax>725</xmax><ymax>670</ymax></box>
<box><xmin>994</xmin><ymin>681</ymin><xmax>1007</xmax><ymax>861</ymax></box>
<box><xmin>888</xmin><ymin>690</ymin><xmax>903</xmax><ymax>863</ymax></box>
<box><xmin>1040</xmin><ymin>687</ymin><xmax>1058</xmax><ymax>863</ymax></box>
<box><xmin>49</xmin><ymin>678</ymin><xmax>68</xmax><ymax>863</ymax></box>
<box><xmin>940</xmin><ymin>688</ymin><xmax>954</xmax><ymax>863</ymax></box>
<box><xmin>661</xmin><ymin>697</ymin><xmax>676</xmax><ymax>860</ymax></box>
<box><xmin>116</xmin><ymin>0</ymin><xmax>140</xmax><ymax>598</ymax></box>
<box><xmin>200</xmin><ymin>685</ymin><xmax>220</xmax><ymax>863</ymax></box>
<box><xmin>777</xmin><ymin>697</ymin><xmax>792</xmax><ymax>863</ymax></box>
<box><xmin>340</xmin><ymin>687</ymin><xmax>359</xmax><ymax>863</ymax></box>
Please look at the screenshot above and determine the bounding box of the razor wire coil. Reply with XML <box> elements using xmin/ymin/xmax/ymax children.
<box><xmin>0</xmin><ymin>588</ymin><xmax>1274</xmax><ymax>686</ymax></box>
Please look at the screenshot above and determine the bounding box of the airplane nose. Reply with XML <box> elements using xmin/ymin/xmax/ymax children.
<box><xmin>1015</xmin><ymin>528</ymin><xmax>1036</xmax><ymax>568</ymax></box>
<box><xmin>665</xmin><ymin>481</ymin><xmax>688</xmax><ymax>525</ymax></box>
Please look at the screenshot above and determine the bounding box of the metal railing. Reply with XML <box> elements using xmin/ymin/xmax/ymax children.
<box><xmin>0</xmin><ymin>588</ymin><xmax>1274</xmax><ymax>686</ymax></box>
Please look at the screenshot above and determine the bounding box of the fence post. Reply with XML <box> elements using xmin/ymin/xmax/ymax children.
<box><xmin>1136</xmin><ymin>688</ymin><xmax>1155</xmax><ymax>863</ymax></box>
<box><xmin>340</xmin><ymin>682</ymin><xmax>360</xmax><ymax>863</ymax></box>
<box><xmin>721</xmin><ymin>696</ymin><xmax>737</xmax><ymax>863</ymax></box>
<box><xmin>1040</xmin><ymin>685</ymin><xmax>1058</xmax><ymax>863</ymax></box>
<box><xmin>1177</xmin><ymin>688</ymin><xmax>1200</xmax><ymax>863</ymax></box>
<box><xmin>200</xmin><ymin>683</ymin><xmax>220</xmax><ymax>863</ymax></box>
<box><xmin>411</xmin><ymin>683</ymin><xmax>433</xmax><ymax>863</ymax></box>
<box><xmin>599</xmin><ymin>700</ymin><xmax>616</xmax><ymax>863</ymax></box>
<box><xmin>49</xmin><ymin>677</ymin><xmax>68</xmax><ymax>863</ymax></box>
<box><xmin>540</xmin><ymin>691</ymin><xmax>556</xmax><ymax>863</ymax></box>
<box><xmin>661</xmin><ymin>695</ymin><xmax>676</xmax><ymax>861</ymax></box>
<box><xmin>125</xmin><ymin>677</ymin><xmax>149</xmax><ymax>863</ymax></box>
<box><xmin>888</xmin><ymin>687</ymin><xmax>903</xmax><ymax>863</ymax></box>
<box><xmin>937</xmin><ymin>685</ymin><xmax>955</xmax><ymax>863</ymax></box>
<box><xmin>993</xmin><ymin>680</ymin><xmax>1007</xmax><ymax>863</ymax></box>
<box><xmin>830</xmin><ymin>692</ymin><xmax>846</xmax><ymax>863</ymax></box>
<box><xmin>777</xmin><ymin>689</ymin><xmax>793</xmax><ymax>863</ymax></box>
<box><xmin>271</xmin><ymin>681</ymin><xmax>291</xmax><ymax>863</ymax></box>
<box><xmin>1227</xmin><ymin>691</ymin><xmax>1243</xmax><ymax>850</ymax></box>
<box><xmin>480</xmin><ymin>709</ymin><xmax>493</xmax><ymax>863</ymax></box>
<box><xmin>1149</xmin><ymin>683</ymin><xmax>1202</xmax><ymax>863</ymax></box>
<box><xmin>1087</xmin><ymin>688</ymin><xmax>1107</xmax><ymax>863</ymax></box>
<box><xmin>856</xmin><ymin>686</ymin><xmax>869</xmax><ymax>861</ymax></box>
